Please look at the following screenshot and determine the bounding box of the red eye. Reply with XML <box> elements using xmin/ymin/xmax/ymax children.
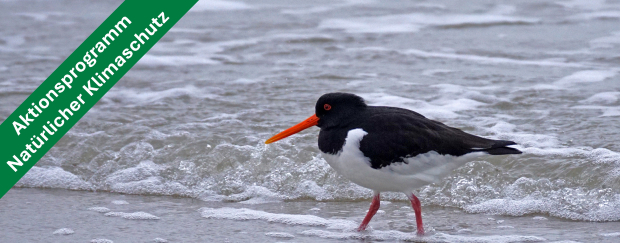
<box><xmin>324</xmin><ymin>104</ymin><xmax>332</xmax><ymax>110</ymax></box>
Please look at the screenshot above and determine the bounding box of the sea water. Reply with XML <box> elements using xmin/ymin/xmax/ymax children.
<box><xmin>1</xmin><ymin>0</ymin><xmax>620</xmax><ymax>242</ymax></box>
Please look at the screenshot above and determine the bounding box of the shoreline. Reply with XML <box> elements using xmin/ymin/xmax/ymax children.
<box><xmin>2</xmin><ymin>187</ymin><xmax>619</xmax><ymax>242</ymax></box>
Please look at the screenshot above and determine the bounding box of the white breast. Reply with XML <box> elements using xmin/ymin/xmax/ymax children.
<box><xmin>321</xmin><ymin>128</ymin><xmax>483</xmax><ymax>193</ymax></box>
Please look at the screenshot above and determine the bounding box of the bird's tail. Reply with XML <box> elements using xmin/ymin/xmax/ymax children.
<box><xmin>479</xmin><ymin>140</ymin><xmax>522</xmax><ymax>155</ymax></box>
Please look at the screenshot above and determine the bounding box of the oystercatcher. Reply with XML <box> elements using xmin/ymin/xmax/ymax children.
<box><xmin>265</xmin><ymin>92</ymin><xmax>521</xmax><ymax>235</ymax></box>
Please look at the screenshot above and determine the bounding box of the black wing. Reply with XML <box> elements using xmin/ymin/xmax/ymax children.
<box><xmin>357</xmin><ymin>106</ymin><xmax>521</xmax><ymax>169</ymax></box>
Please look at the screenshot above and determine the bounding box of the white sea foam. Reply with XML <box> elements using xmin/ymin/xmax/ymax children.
<box><xmin>190</xmin><ymin>0</ymin><xmax>251</xmax><ymax>12</ymax></box>
<box><xmin>199</xmin><ymin>207</ymin><xmax>357</xmax><ymax>230</ymax></box>
<box><xmin>464</xmin><ymin>190</ymin><xmax>620</xmax><ymax>221</ymax></box>
<box><xmin>137</xmin><ymin>33</ymin><xmax>331</xmax><ymax>67</ymax></box>
<box><xmin>111</xmin><ymin>200</ymin><xmax>129</xmax><ymax>205</ymax></box>
<box><xmin>136</xmin><ymin>38</ymin><xmax>256</xmax><ymax>67</ymax></box>
<box><xmin>16</xmin><ymin>166</ymin><xmax>93</xmax><ymax>190</ymax></box>
<box><xmin>153</xmin><ymin>238</ymin><xmax>168</xmax><ymax>243</ymax></box>
<box><xmin>226</xmin><ymin>185</ymin><xmax>283</xmax><ymax>204</ymax></box>
<box><xmin>497</xmin><ymin>225</ymin><xmax>515</xmax><ymax>229</ymax></box>
<box><xmin>168</xmin><ymin>28</ymin><xmax>206</xmax><ymax>33</ymax></box>
<box><xmin>265</xmin><ymin>232</ymin><xmax>295</xmax><ymax>238</ymax></box>
<box><xmin>16</xmin><ymin>12</ymin><xmax>64</xmax><ymax>21</ymax></box>
<box><xmin>281</xmin><ymin>6</ymin><xmax>338</xmax><ymax>15</ymax></box>
<box><xmin>555</xmin><ymin>0</ymin><xmax>608</xmax><ymax>10</ymax></box>
<box><xmin>103</xmin><ymin>85</ymin><xmax>220</xmax><ymax>105</ymax></box>
<box><xmin>488</xmin><ymin>5</ymin><xmax>517</xmax><ymax>15</ymax></box>
<box><xmin>414</xmin><ymin>3</ymin><xmax>446</xmax><ymax>10</ymax></box>
<box><xmin>298</xmin><ymin>229</ymin><xmax>413</xmax><ymax>241</ymax></box>
<box><xmin>300</xmin><ymin>230</ymin><xmax>546</xmax><ymax>242</ymax></box>
<box><xmin>320</xmin><ymin>18</ymin><xmax>423</xmax><ymax>33</ymax></box>
<box><xmin>554</xmin><ymin>70</ymin><xmax>617</xmax><ymax>85</ymax></box>
<box><xmin>295</xmin><ymin>180</ymin><xmax>334</xmax><ymax>201</ymax></box>
<box><xmin>361</xmin><ymin>92</ymin><xmax>487</xmax><ymax>119</ymax></box>
<box><xmin>422</xmin><ymin>69</ymin><xmax>455</xmax><ymax>76</ymax></box>
<box><xmin>281</xmin><ymin>0</ymin><xmax>373</xmax><ymax>15</ymax></box>
<box><xmin>91</xmin><ymin>239</ymin><xmax>114</xmax><ymax>243</ymax></box>
<box><xmin>590</xmin><ymin>32</ymin><xmax>620</xmax><ymax>49</ymax></box>
<box><xmin>572</xmin><ymin>105</ymin><xmax>620</xmax><ymax>117</ymax></box>
<box><xmin>138</xmin><ymin>54</ymin><xmax>219</xmax><ymax>66</ymax></box>
<box><xmin>404</xmin><ymin>49</ymin><xmax>582</xmax><ymax>67</ymax></box>
<box><xmin>88</xmin><ymin>207</ymin><xmax>111</xmax><ymax>213</ymax></box>
<box><xmin>104</xmin><ymin>211</ymin><xmax>160</xmax><ymax>220</ymax></box>
<box><xmin>52</xmin><ymin>228</ymin><xmax>74</xmax><ymax>235</ymax></box>
<box><xmin>319</xmin><ymin>13</ymin><xmax>539</xmax><ymax>33</ymax></box>
<box><xmin>579</xmin><ymin>92</ymin><xmax>620</xmax><ymax>105</ymax></box>
<box><xmin>570</xmin><ymin>11</ymin><xmax>620</xmax><ymax>21</ymax></box>
<box><xmin>518</xmin><ymin>84</ymin><xmax>566</xmax><ymax>91</ymax></box>
<box><xmin>107</xmin><ymin>174</ymin><xmax>192</xmax><ymax>197</ymax></box>
<box><xmin>600</xmin><ymin>232</ymin><xmax>620</xmax><ymax>237</ymax></box>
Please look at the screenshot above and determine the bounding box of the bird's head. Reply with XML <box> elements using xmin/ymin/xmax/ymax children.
<box><xmin>265</xmin><ymin>92</ymin><xmax>367</xmax><ymax>144</ymax></box>
<box><xmin>315</xmin><ymin>92</ymin><xmax>366</xmax><ymax>129</ymax></box>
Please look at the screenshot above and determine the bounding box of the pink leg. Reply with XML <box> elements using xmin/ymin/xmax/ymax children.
<box><xmin>357</xmin><ymin>192</ymin><xmax>380</xmax><ymax>231</ymax></box>
<box><xmin>409</xmin><ymin>193</ymin><xmax>425</xmax><ymax>235</ymax></box>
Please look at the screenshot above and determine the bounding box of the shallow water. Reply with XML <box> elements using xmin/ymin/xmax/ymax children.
<box><xmin>3</xmin><ymin>188</ymin><xmax>620</xmax><ymax>242</ymax></box>
<box><xmin>1</xmin><ymin>0</ymin><xmax>620</xmax><ymax>242</ymax></box>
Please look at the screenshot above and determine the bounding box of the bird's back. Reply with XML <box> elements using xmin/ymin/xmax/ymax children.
<box><xmin>353</xmin><ymin>106</ymin><xmax>521</xmax><ymax>169</ymax></box>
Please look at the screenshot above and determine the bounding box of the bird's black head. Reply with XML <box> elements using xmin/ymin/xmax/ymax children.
<box><xmin>315</xmin><ymin>92</ymin><xmax>367</xmax><ymax>129</ymax></box>
<box><xmin>264</xmin><ymin>92</ymin><xmax>367</xmax><ymax>144</ymax></box>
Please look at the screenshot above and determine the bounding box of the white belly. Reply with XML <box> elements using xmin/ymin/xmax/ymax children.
<box><xmin>321</xmin><ymin>129</ymin><xmax>483</xmax><ymax>193</ymax></box>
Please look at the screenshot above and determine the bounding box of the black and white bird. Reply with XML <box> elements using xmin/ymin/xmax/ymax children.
<box><xmin>265</xmin><ymin>92</ymin><xmax>521</xmax><ymax>235</ymax></box>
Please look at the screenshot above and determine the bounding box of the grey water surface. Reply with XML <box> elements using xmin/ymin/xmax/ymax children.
<box><xmin>1</xmin><ymin>0</ymin><xmax>620</xmax><ymax>242</ymax></box>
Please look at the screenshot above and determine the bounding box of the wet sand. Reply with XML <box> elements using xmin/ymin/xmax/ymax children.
<box><xmin>2</xmin><ymin>188</ymin><xmax>620</xmax><ymax>242</ymax></box>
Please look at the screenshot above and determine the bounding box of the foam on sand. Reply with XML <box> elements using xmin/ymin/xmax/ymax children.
<box><xmin>200</xmin><ymin>207</ymin><xmax>546</xmax><ymax>242</ymax></box>
<box><xmin>91</xmin><ymin>239</ymin><xmax>114</xmax><ymax>243</ymax></box>
<box><xmin>300</xmin><ymin>229</ymin><xmax>546</xmax><ymax>242</ymax></box>
<box><xmin>52</xmin><ymin>228</ymin><xmax>74</xmax><ymax>235</ymax></box>
<box><xmin>104</xmin><ymin>211</ymin><xmax>160</xmax><ymax>220</ymax></box>
<box><xmin>265</xmin><ymin>232</ymin><xmax>295</xmax><ymax>238</ymax></box>
<box><xmin>199</xmin><ymin>207</ymin><xmax>357</xmax><ymax>230</ymax></box>
<box><xmin>88</xmin><ymin>207</ymin><xmax>111</xmax><ymax>213</ymax></box>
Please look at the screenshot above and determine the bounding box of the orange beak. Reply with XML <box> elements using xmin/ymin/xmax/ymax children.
<box><xmin>265</xmin><ymin>114</ymin><xmax>319</xmax><ymax>144</ymax></box>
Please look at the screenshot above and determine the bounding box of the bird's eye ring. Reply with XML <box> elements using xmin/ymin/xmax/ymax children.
<box><xmin>324</xmin><ymin>104</ymin><xmax>332</xmax><ymax>110</ymax></box>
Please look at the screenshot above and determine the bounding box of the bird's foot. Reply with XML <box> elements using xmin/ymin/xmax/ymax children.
<box><xmin>357</xmin><ymin>224</ymin><xmax>368</xmax><ymax>232</ymax></box>
<box><xmin>416</xmin><ymin>228</ymin><xmax>425</xmax><ymax>236</ymax></box>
